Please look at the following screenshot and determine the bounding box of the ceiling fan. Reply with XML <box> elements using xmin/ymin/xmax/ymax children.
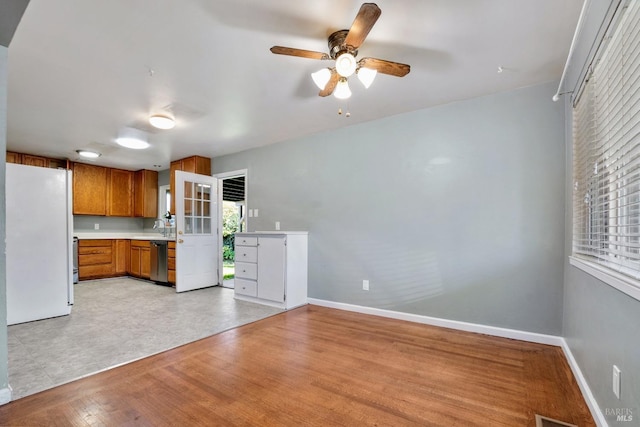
<box><xmin>270</xmin><ymin>3</ymin><xmax>410</xmax><ymax>99</ymax></box>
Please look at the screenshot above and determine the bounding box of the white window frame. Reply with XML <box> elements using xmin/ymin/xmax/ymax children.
<box><xmin>571</xmin><ymin>0</ymin><xmax>640</xmax><ymax>302</ymax></box>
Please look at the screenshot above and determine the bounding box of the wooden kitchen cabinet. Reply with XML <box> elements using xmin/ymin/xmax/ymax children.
<box><xmin>129</xmin><ymin>240</ymin><xmax>151</xmax><ymax>279</ymax></box>
<box><xmin>168</xmin><ymin>241</ymin><xmax>176</xmax><ymax>285</ymax></box>
<box><xmin>169</xmin><ymin>155</ymin><xmax>211</xmax><ymax>214</ymax></box>
<box><xmin>114</xmin><ymin>239</ymin><xmax>130</xmax><ymax>275</ymax></box>
<box><xmin>22</xmin><ymin>154</ymin><xmax>48</xmax><ymax>167</ymax></box>
<box><xmin>107</xmin><ymin>168</ymin><xmax>134</xmax><ymax>217</ymax></box>
<box><xmin>73</xmin><ymin>163</ymin><xmax>108</xmax><ymax>215</ymax></box>
<box><xmin>6</xmin><ymin>151</ymin><xmax>22</xmax><ymax>164</ymax></box>
<box><xmin>78</xmin><ymin>239</ymin><xmax>114</xmax><ymax>279</ymax></box>
<box><xmin>78</xmin><ymin>239</ymin><xmax>130</xmax><ymax>280</ymax></box>
<box><xmin>134</xmin><ymin>169</ymin><xmax>158</xmax><ymax>218</ymax></box>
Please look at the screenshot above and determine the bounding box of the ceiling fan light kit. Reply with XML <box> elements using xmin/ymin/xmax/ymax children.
<box><xmin>357</xmin><ymin>67</ymin><xmax>377</xmax><ymax>88</ymax></box>
<box><xmin>270</xmin><ymin>3</ymin><xmax>410</xmax><ymax>100</ymax></box>
<box><xmin>334</xmin><ymin>78</ymin><xmax>352</xmax><ymax>100</ymax></box>
<box><xmin>311</xmin><ymin>68</ymin><xmax>333</xmax><ymax>90</ymax></box>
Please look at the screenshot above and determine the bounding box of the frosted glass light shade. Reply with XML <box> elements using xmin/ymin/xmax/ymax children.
<box><xmin>76</xmin><ymin>150</ymin><xmax>100</xmax><ymax>158</ymax></box>
<box><xmin>333</xmin><ymin>78</ymin><xmax>352</xmax><ymax>99</ymax></box>
<box><xmin>149</xmin><ymin>114</ymin><xmax>175</xmax><ymax>130</ymax></box>
<box><xmin>335</xmin><ymin>53</ymin><xmax>356</xmax><ymax>77</ymax></box>
<box><xmin>116</xmin><ymin>137</ymin><xmax>150</xmax><ymax>149</ymax></box>
<box><xmin>357</xmin><ymin>67</ymin><xmax>377</xmax><ymax>89</ymax></box>
<box><xmin>311</xmin><ymin>68</ymin><xmax>332</xmax><ymax>90</ymax></box>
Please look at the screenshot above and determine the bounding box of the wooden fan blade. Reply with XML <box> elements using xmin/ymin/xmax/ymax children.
<box><xmin>319</xmin><ymin>70</ymin><xmax>340</xmax><ymax>97</ymax></box>
<box><xmin>358</xmin><ymin>57</ymin><xmax>410</xmax><ymax>77</ymax></box>
<box><xmin>344</xmin><ymin>3</ymin><xmax>381</xmax><ymax>49</ymax></box>
<box><xmin>270</xmin><ymin>46</ymin><xmax>330</xmax><ymax>60</ymax></box>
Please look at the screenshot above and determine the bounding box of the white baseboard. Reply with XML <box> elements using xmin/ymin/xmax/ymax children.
<box><xmin>0</xmin><ymin>386</ymin><xmax>12</xmax><ymax>405</ymax></box>
<box><xmin>560</xmin><ymin>341</ymin><xmax>608</xmax><ymax>426</ymax></box>
<box><xmin>307</xmin><ymin>298</ymin><xmax>605</xmax><ymax>425</ymax></box>
<box><xmin>307</xmin><ymin>298</ymin><xmax>563</xmax><ymax>345</ymax></box>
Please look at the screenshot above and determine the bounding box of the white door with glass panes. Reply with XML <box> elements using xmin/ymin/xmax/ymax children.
<box><xmin>175</xmin><ymin>170</ymin><xmax>219</xmax><ymax>292</ymax></box>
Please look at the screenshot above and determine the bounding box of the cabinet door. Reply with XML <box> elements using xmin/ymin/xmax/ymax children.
<box><xmin>108</xmin><ymin>169</ymin><xmax>134</xmax><ymax>217</ymax></box>
<box><xmin>141</xmin><ymin>248</ymin><xmax>151</xmax><ymax>279</ymax></box>
<box><xmin>134</xmin><ymin>170</ymin><xmax>158</xmax><ymax>218</ymax></box>
<box><xmin>257</xmin><ymin>237</ymin><xmax>286</xmax><ymax>302</ymax></box>
<box><xmin>130</xmin><ymin>247</ymin><xmax>141</xmax><ymax>276</ymax></box>
<box><xmin>73</xmin><ymin>163</ymin><xmax>108</xmax><ymax>215</ymax></box>
<box><xmin>22</xmin><ymin>155</ymin><xmax>48</xmax><ymax>167</ymax></box>
<box><xmin>6</xmin><ymin>152</ymin><xmax>22</xmax><ymax>164</ymax></box>
<box><xmin>114</xmin><ymin>240</ymin><xmax>129</xmax><ymax>275</ymax></box>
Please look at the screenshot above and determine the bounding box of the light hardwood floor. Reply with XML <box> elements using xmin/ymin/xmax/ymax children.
<box><xmin>0</xmin><ymin>305</ymin><xmax>594</xmax><ymax>426</ymax></box>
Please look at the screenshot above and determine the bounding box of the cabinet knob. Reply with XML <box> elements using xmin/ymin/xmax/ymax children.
<box><xmin>242</xmin><ymin>270</ymin><xmax>246</xmax><ymax>273</ymax></box>
<box><xmin>243</xmin><ymin>253</ymin><xmax>246</xmax><ymax>256</ymax></box>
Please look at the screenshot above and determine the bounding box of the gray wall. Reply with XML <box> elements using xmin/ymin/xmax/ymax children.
<box><xmin>562</xmin><ymin>0</ymin><xmax>640</xmax><ymax>419</ymax></box>
<box><xmin>0</xmin><ymin>45</ymin><xmax>9</xmax><ymax>395</ymax></box>
<box><xmin>213</xmin><ymin>81</ymin><xmax>566</xmax><ymax>335</ymax></box>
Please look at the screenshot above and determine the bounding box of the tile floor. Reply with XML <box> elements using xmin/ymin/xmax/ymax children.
<box><xmin>8</xmin><ymin>278</ymin><xmax>282</xmax><ymax>400</ymax></box>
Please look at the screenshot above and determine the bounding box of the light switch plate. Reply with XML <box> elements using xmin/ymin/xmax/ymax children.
<box><xmin>248</xmin><ymin>209</ymin><xmax>253</xmax><ymax>218</ymax></box>
<box><xmin>254</xmin><ymin>209</ymin><xmax>259</xmax><ymax>217</ymax></box>
<box><xmin>363</xmin><ymin>280</ymin><xmax>369</xmax><ymax>291</ymax></box>
<box><xmin>275</xmin><ymin>221</ymin><xmax>280</xmax><ymax>230</ymax></box>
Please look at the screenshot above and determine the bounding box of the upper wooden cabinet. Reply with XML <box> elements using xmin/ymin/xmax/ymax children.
<box><xmin>6</xmin><ymin>151</ymin><xmax>67</xmax><ymax>169</ymax></box>
<box><xmin>22</xmin><ymin>154</ymin><xmax>48</xmax><ymax>168</ymax></box>
<box><xmin>73</xmin><ymin>163</ymin><xmax>108</xmax><ymax>215</ymax></box>
<box><xmin>6</xmin><ymin>152</ymin><xmax>22</xmax><ymax>164</ymax></box>
<box><xmin>107</xmin><ymin>168</ymin><xmax>134</xmax><ymax>217</ymax></box>
<box><xmin>169</xmin><ymin>155</ymin><xmax>211</xmax><ymax>214</ymax></box>
<box><xmin>134</xmin><ymin>169</ymin><xmax>158</xmax><ymax>218</ymax></box>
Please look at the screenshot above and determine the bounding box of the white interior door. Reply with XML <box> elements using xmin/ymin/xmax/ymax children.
<box><xmin>175</xmin><ymin>170</ymin><xmax>219</xmax><ymax>292</ymax></box>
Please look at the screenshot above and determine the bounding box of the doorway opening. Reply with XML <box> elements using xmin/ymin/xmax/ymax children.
<box><xmin>218</xmin><ymin>172</ymin><xmax>247</xmax><ymax>288</ymax></box>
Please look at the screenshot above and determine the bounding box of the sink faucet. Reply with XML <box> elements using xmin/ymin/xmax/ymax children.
<box><xmin>153</xmin><ymin>218</ymin><xmax>167</xmax><ymax>237</ymax></box>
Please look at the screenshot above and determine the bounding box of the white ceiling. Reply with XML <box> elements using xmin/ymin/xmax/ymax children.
<box><xmin>7</xmin><ymin>0</ymin><xmax>582</xmax><ymax>171</ymax></box>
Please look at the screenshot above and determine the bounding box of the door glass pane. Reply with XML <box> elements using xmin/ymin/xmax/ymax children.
<box><xmin>185</xmin><ymin>217</ymin><xmax>193</xmax><ymax>234</ymax></box>
<box><xmin>203</xmin><ymin>218</ymin><xmax>211</xmax><ymax>234</ymax></box>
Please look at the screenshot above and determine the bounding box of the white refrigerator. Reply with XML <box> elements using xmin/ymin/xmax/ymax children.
<box><xmin>6</xmin><ymin>163</ymin><xmax>73</xmax><ymax>325</ymax></box>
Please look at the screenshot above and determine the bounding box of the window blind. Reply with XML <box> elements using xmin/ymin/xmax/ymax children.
<box><xmin>573</xmin><ymin>1</ymin><xmax>640</xmax><ymax>279</ymax></box>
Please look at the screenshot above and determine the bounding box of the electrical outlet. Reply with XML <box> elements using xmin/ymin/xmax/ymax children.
<box><xmin>275</xmin><ymin>221</ymin><xmax>280</xmax><ymax>230</ymax></box>
<box><xmin>363</xmin><ymin>280</ymin><xmax>369</xmax><ymax>291</ymax></box>
<box><xmin>94</xmin><ymin>223</ymin><xmax>99</xmax><ymax>230</ymax></box>
<box><xmin>613</xmin><ymin>365</ymin><xmax>621</xmax><ymax>399</ymax></box>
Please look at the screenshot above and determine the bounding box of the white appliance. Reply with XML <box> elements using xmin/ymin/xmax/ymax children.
<box><xmin>6</xmin><ymin>163</ymin><xmax>73</xmax><ymax>325</ymax></box>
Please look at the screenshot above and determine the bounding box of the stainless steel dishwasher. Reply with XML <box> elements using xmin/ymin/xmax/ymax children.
<box><xmin>150</xmin><ymin>241</ymin><xmax>168</xmax><ymax>283</ymax></box>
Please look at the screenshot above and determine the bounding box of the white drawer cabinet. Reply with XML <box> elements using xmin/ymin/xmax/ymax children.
<box><xmin>234</xmin><ymin>232</ymin><xmax>308</xmax><ymax>309</ymax></box>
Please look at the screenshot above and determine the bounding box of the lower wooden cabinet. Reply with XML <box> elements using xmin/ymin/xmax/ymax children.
<box><xmin>129</xmin><ymin>240</ymin><xmax>151</xmax><ymax>279</ymax></box>
<box><xmin>79</xmin><ymin>239</ymin><xmax>129</xmax><ymax>280</ymax></box>
<box><xmin>168</xmin><ymin>241</ymin><xmax>176</xmax><ymax>285</ymax></box>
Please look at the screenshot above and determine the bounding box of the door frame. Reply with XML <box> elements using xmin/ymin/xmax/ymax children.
<box><xmin>213</xmin><ymin>169</ymin><xmax>248</xmax><ymax>287</ymax></box>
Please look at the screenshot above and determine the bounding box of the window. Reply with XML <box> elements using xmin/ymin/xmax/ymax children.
<box><xmin>572</xmin><ymin>1</ymin><xmax>640</xmax><ymax>290</ymax></box>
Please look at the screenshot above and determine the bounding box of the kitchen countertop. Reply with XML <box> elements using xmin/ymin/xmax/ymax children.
<box><xmin>74</xmin><ymin>232</ymin><xmax>176</xmax><ymax>241</ymax></box>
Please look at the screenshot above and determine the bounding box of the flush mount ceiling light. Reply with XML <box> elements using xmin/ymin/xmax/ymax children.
<box><xmin>76</xmin><ymin>149</ymin><xmax>101</xmax><ymax>159</ymax></box>
<box><xmin>116</xmin><ymin>137</ymin><xmax>150</xmax><ymax>150</ymax></box>
<box><xmin>149</xmin><ymin>114</ymin><xmax>175</xmax><ymax>130</ymax></box>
